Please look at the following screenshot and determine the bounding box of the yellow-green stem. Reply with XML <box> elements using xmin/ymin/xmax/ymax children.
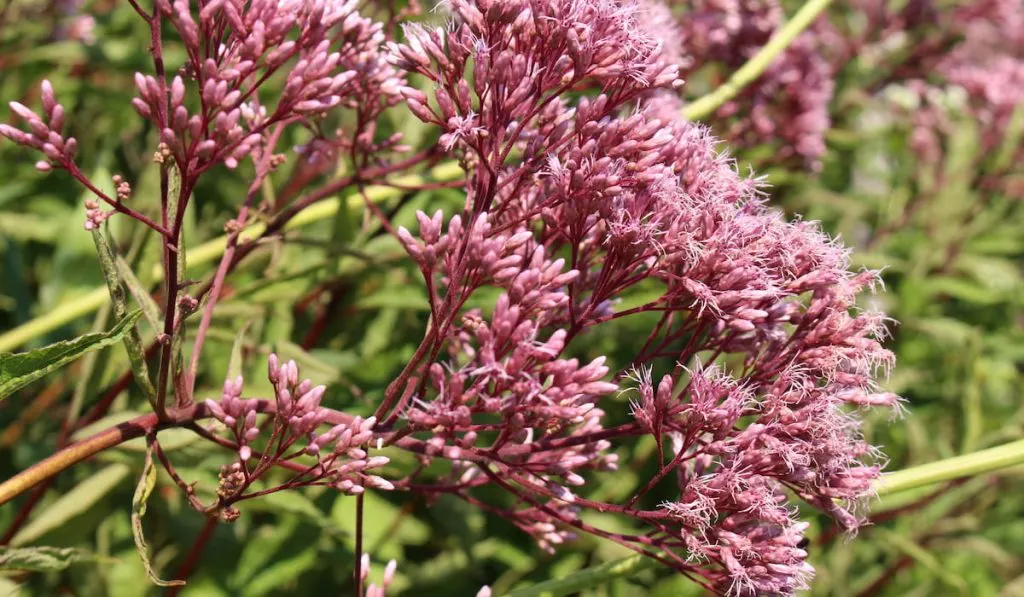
<box><xmin>875</xmin><ymin>438</ymin><xmax>1024</xmax><ymax>496</ymax></box>
<box><xmin>682</xmin><ymin>0</ymin><xmax>834</xmax><ymax>121</ymax></box>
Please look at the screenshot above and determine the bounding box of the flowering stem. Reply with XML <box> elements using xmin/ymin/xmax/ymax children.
<box><xmin>69</xmin><ymin>165</ymin><xmax>171</xmax><ymax>237</ymax></box>
<box><xmin>187</xmin><ymin>123</ymin><xmax>287</xmax><ymax>395</ymax></box>
<box><xmin>682</xmin><ymin>0</ymin><xmax>834</xmax><ymax>121</ymax></box>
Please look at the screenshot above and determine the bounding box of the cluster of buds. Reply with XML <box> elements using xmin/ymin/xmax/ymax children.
<box><xmin>0</xmin><ymin>81</ymin><xmax>77</xmax><ymax>172</ymax></box>
<box><xmin>358</xmin><ymin>555</ymin><xmax>398</xmax><ymax>597</ymax></box>
<box><xmin>1</xmin><ymin>1</ymin><xmax>409</xmax><ymax>239</ymax></box>
<box><xmin>357</xmin><ymin>554</ymin><xmax>491</xmax><ymax>597</ymax></box>
<box><xmin>112</xmin><ymin>174</ymin><xmax>132</xmax><ymax>200</ymax></box>
<box><xmin>202</xmin><ymin>355</ymin><xmax>392</xmax><ymax>506</ymax></box>
<box><xmin>83</xmin><ymin>199</ymin><xmax>111</xmax><ymax>231</ymax></box>
<box><xmin>128</xmin><ymin>0</ymin><xmax>405</xmax><ymax>175</ymax></box>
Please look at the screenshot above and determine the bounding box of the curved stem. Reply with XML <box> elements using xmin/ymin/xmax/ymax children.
<box><xmin>682</xmin><ymin>0</ymin><xmax>834</xmax><ymax>121</ymax></box>
<box><xmin>0</xmin><ymin>414</ymin><xmax>157</xmax><ymax>506</ymax></box>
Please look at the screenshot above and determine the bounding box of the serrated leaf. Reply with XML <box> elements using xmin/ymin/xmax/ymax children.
<box><xmin>11</xmin><ymin>463</ymin><xmax>132</xmax><ymax>546</ymax></box>
<box><xmin>131</xmin><ymin>444</ymin><xmax>184</xmax><ymax>588</ymax></box>
<box><xmin>0</xmin><ymin>546</ymin><xmax>97</xmax><ymax>572</ymax></box>
<box><xmin>0</xmin><ymin>310</ymin><xmax>143</xmax><ymax>400</ymax></box>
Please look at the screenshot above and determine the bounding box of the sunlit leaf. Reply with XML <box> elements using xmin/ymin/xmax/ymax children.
<box><xmin>0</xmin><ymin>310</ymin><xmax>142</xmax><ymax>400</ymax></box>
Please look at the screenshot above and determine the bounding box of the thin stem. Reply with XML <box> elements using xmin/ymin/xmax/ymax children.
<box><xmin>125</xmin><ymin>0</ymin><xmax>150</xmax><ymax>19</ymax></box>
<box><xmin>682</xmin><ymin>0</ymin><xmax>835</xmax><ymax>121</ymax></box>
<box><xmin>187</xmin><ymin>124</ymin><xmax>287</xmax><ymax>393</ymax></box>
<box><xmin>0</xmin><ymin>414</ymin><xmax>157</xmax><ymax>506</ymax></box>
<box><xmin>152</xmin><ymin>437</ymin><xmax>207</xmax><ymax>512</ymax></box>
<box><xmin>68</xmin><ymin>165</ymin><xmax>171</xmax><ymax>236</ymax></box>
<box><xmin>167</xmin><ymin>517</ymin><xmax>218</xmax><ymax>597</ymax></box>
<box><xmin>354</xmin><ymin>492</ymin><xmax>365</xmax><ymax>596</ymax></box>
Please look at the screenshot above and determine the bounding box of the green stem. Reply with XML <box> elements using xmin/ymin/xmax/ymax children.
<box><xmin>0</xmin><ymin>162</ymin><xmax>463</xmax><ymax>354</ymax></box>
<box><xmin>682</xmin><ymin>0</ymin><xmax>834</xmax><ymax>122</ymax></box>
<box><xmin>875</xmin><ymin>438</ymin><xmax>1024</xmax><ymax>496</ymax></box>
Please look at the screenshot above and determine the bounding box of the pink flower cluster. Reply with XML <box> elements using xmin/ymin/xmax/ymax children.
<box><xmin>135</xmin><ymin>0</ymin><xmax>405</xmax><ymax>172</ymax></box>
<box><xmin>930</xmin><ymin>0</ymin><xmax>1024</xmax><ymax>176</ymax></box>
<box><xmin>0</xmin><ymin>81</ymin><xmax>77</xmax><ymax>173</ymax></box>
<box><xmin>867</xmin><ymin>0</ymin><xmax>1024</xmax><ymax>194</ymax></box>
<box><xmin>2</xmin><ymin>0</ymin><xmax>405</xmax><ymax>232</ymax></box>
<box><xmin>0</xmin><ymin>0</ymin><xmax>910</xmax><ymax>594</ymax></box>
<box><xmin>380</xmin><ymin>1</ymin><xmax>899</xmax><ymax>594</ymax></box>
<box><xmin>202</xmin><ymin>355</ymin><xmax>392</xmax><ymax>507</ymax></box>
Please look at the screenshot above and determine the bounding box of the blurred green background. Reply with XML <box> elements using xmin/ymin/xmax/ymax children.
<box><xmin>0</xmin><ymin>0</ymin><xmax>1021</xmax><ymax>595</ymax></box>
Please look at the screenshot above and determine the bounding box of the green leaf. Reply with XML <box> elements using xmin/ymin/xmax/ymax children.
<box><xmin>11</xmin><ymin>463</ymin><xmax>132</xmax><ymax>546</ymax></box>
<box><xmin>355</xmin><ymin>285</ymin><xmax>429</xmax><ymax>311</ymax></box>
<box><xmin>873</xmin><ymin>529</ymin><xmax>968</xmax><ymax>593</ymax></box>
<box><xmin>0</xmin><ymin>310</ymin><xmax>143</xmax><ymax>400</ymax></box>
<box><xmin>331</xmin><ymin>492</ymin><xmax>430</xmax><ymax>560</ymax></box>
<box><xmin>0</xmin><ymin>546</ymin><xmax>98</xmax><ymax>572</ymax></box>
<box><xmin>230</xmin><ymin>519</ymin><xmax>300</xmax><ymax>590</ymax></box>
<box><xmin>242</xmin><ymin>491</ymin><xmax>339</xmax><ymax>535</ymax></box>
<box><xmin>131</xmin><ymin>444</ymin><xmax>184</xmax><ymax>588</ymax></box>
<box><xmin>243</xmin><ymin>542</ymin><xmax>317</xmax><ymax>597</ymax></box>
<box><xmin>225</xmin><ymin>321</ymin><xmax>252</xmax><ymax>380</ymax></box>
<box><xmin>114</xmin><ymin>254</ymin><xmax>162</xmax><ymax>331</ymax></box>
<box><xmin>505</xmin><ymin>555</ymin><xmax>660</xmax><ymax>597</ymax></box>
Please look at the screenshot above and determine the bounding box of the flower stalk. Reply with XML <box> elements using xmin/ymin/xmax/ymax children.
<box><xmin>681</xmin><ymin>0</ymin><xmax>836</xmax><ymax>121</ymax></box>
